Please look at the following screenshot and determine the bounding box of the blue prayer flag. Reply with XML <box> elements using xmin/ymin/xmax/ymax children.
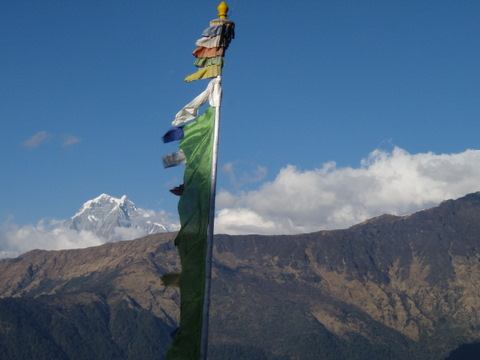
<box><xmin>163</xmin><ymin>127</ymin><xmax>184</xmax><ymax>143</ymax></box>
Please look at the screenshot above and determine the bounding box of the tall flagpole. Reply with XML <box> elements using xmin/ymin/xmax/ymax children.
<box><xmin>200</xmin><ymin>99</ymin><xmax>221</xmax><ymax>360</ymax></box>
<box><xmin>161</xmin><ymin>2</ymin><xmax>233</xmax><ymax>358</ymax></box>
<box><xmin>200</xmin><ymin>4</ymin><xmax>228</xmax><ymax>359</ymax></box>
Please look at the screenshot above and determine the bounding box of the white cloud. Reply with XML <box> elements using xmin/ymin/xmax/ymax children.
<box><xmin>113</xmin><ymin>227</ymin><xmax>148</xmax><ymax>241</ymax></box>
<box><xmin>0</xmin><ymin>207</ymin><xmax>179</xmax><ymax>258</ymax></box>
<box><xmin>3</xmin><ymin>147</ymin><xmax>480</xmax><ymax>256</ymax></box>
<box><xmin>21</xmin><ymin>131</ymin><xmax>82</xmax><ymax>149</ymax></box>
<box><xmin>0</xmin><ymin>217</ymin><xmax>104</xmax><ymax>258</ymax></box>
<box><xmin>222</xmin><ymin>161</ymin><xmax>268</xmax><ymax>187</ymax></box>
<box><xmin>22</xmin><ymin>130</ymin><xmax>50</xmax><ymax>149</ymax></box>
<box><xmin>214</xmin><ymin>147</ymin><xmax>480</xmax><ymax>235</ymax></box>
<box><xmin>62</xmin><ymin>135</ymin><xmax>82</xmax><ymax>147</ymax></box>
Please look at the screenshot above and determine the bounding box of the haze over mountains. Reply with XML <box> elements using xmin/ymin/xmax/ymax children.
<box><xmin>0</xmin><ymin>194</ymin><xmax>177</xmax><ymax>259</ymax></box>
<box><xmin>1</xmin><ymin>192</ymin><xmax>480</xmax><ymax>359</ymax></box>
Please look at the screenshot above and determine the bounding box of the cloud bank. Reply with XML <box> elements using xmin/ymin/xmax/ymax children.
<box><xmin>215</xmin><ymin>147</ymin><xmax>480</xmax><ymax>235</ymax></box>
<box><xmin>0</xmin><ymin>218</ymin><xmax>104</xmax><ymax>258</ymax></box>
<box><xmin>2</xmin><ymin>147</ymin><xmax>480</xmax><ymax>257</ymax></box>
<box><xmin>0</xmin><ymin>208</ymin><xmax>179</xmax><ymax>259</ymax></box>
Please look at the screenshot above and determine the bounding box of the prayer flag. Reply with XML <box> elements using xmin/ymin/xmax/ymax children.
<box><xmin>169</xmin><ymin>184</ymin><xmax>185</xmax><ymax>196</ymax></box>
<box><xmin>173</xmin><ymin>77</ymin><xmax>222</xmax><ymax>126</ymax></box>
<box><xmin>163</xmin><ymin>4</ymin><xmax>235</xmax><ymax>359</ymax></box>
<box><xmin>185</xmin><ymin>65</ymin><xmax>221</xmax><ymax>83</ymax></box>
<box><xmin>185</xmin><ymin>16</ymin><xmax>235</xmax><ymax>82</ymax></box>
<box><xmin>195</xmin><ymin>35</ymin><xmax>231</xmax><ymax>49</ymax></box>
<box><xmin>192</xmin><ymin>46</ymin><xmax>225</xmax><ymax>58</ymax></box>
<box><xmin>193</xmin><ymin>56</ymin><xmax>224</xmax><ymax>68</ymax></box>
<box><xmin>162</xmin><ymin>150</ymin><xmax>186</xmax><ymax>168</ymax></box>
<box><xmin>166</xmin><ymin>107</ymin><xmax>215</xmax><ymax>360</ymax></box>
<box><xmin>201</xmin><ymin>23</ymin><xmax>235</xmax><ymax>38</ymax></box>
<box><xmin>162</xmin><ymin>127</ymin><xmax>184</xmax><ymax>143</ymax></box>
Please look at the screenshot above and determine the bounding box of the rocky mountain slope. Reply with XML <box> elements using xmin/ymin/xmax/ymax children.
<box><xmin>1</xmin><ymin>192</ymin><xmax>480</xmax><ymax>359</ymax></box>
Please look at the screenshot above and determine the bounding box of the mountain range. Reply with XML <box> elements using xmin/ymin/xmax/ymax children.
<box><xmin>1</xmin><ymin>193</ymin><xmax>480</xmax><ymax>359</ymax></box>
<box><xmin>65</xmin><ymin>193</ymin><xmax>177</xmax><ymax>241</ymax></box>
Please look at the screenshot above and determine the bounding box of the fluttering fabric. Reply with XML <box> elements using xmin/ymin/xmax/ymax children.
<box><xmin>208</xmin><ymin>18</ymin><xmax>236</xmax><ymax>29</ymax></box>
<box><xmin>172</xmin><ymin>77</ymin><xmax>222</xmax><ymax>126</ymax></box>
<box><xmin>195</xmin><ymin>35</ymin><xmax>231</xmax><ymax>49</ymax></box>
<box><xmin>201</xmin><ymin>23</ymin><xmax>235</xmax><ymax>38</ymax></box>
<box><xmin>162</xmin><ymin>127</ymin><xmax>184</xmax><ymax>143</ymax></box>
<box><xmin>185</xmin><ymin>65</ymin><xmax>222</xmax><ymax>83</ymax></box>
<box><xmin>166</xmin><ymin>107</ymin><xmax>215</xmax><ymax>360</ymax></box>
<box><xmin>169</xmin><ymin>184</ymin><xmax>185</xmax><ymax>196</ymax></box>
<box><xmin>163</xmin><ymin>12</ymin><xmax>235</xmax><ymax>360</ymax></box>
<box><xmin>185</xmin><ymin>18</ymin><xmax>235</xmax><ymax>82</ymax></box>
<box><xmin>193</xmin><ymin>56</ymin><xmax>224</xmax><ymax>68</ymax></box>
<box><xmin>192</xmin><ymin>46</ymin><xmax>225</xmax><ymax>58</ymax></box>
<box><xmin>162</xmin><ymin>150</ymin><xmax>186</xmax><ymax>168</ymax></box>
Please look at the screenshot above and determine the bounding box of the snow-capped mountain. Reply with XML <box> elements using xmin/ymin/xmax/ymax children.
<box><xmin>65</xmin><ymin>194</ymin><xmax>176</xmax><ymax>241</ymax></box>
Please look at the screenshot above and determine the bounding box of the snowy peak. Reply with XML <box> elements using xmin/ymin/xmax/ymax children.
<box><xmin>74</xmin><ymin>194</ymin><xmax>133</xmax><ymax>216</ymax></box>
<box><xmin>66</xmin><ymin>194</ymin><xmax>174</xmax><ymax>241</ymax></box>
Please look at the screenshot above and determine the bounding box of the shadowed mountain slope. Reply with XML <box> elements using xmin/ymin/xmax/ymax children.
<box><xmin>1</xmin><ymin>193</ymin><xmax>480</xmax><ymax>359</ymax></box>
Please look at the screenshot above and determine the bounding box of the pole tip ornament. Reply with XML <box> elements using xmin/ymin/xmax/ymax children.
<box><xmin>218</xmin><ymin>1</ymin><xmax>228</xmax><ymax>19</ymax></box>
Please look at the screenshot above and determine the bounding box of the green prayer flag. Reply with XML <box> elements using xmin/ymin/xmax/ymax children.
<box><xmin>193</xmin><ymin>56</ymin><xmax>224</xmax><ymax>68</ymax></box>
<box><xmin>167</xmin><ymin>106</ymin><xmax>215</xmax><ymax>360</ymax></box>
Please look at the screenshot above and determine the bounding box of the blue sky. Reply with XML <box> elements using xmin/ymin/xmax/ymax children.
<box><xmin>1</xmin><ymin>1</ymin><xmax>480</xmax><ymax>253</ymax></box>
